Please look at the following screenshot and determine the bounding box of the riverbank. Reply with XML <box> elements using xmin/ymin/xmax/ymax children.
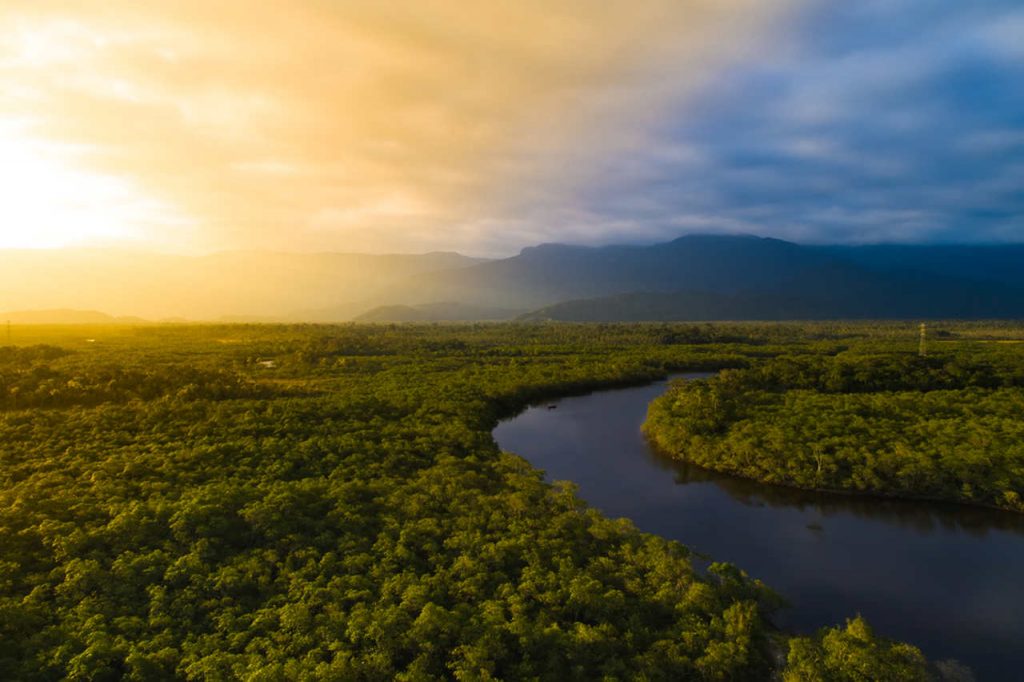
<box><xmin>495</xmin><ymin>374</ymin><xmax>1024</xmax><ymax>679</ymax></box>
<box><xmin>643</xmin><ymin>355</ymin><xmax>1024</xmax><ymax>513</ymax></box>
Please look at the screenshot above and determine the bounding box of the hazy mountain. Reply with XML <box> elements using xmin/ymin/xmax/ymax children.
<box><xmin>398</xmin><ymin>235</ymin><xmax>1024</xmax><ymax>317</ymax></box>
<box><xmin>2</xmin><ymin>236</ymin><xmax>1022</xmax><ymax>322</ymax></box>
<box><xmin>518</xmin><ymin>246</ymin><xmax>1024</xmax><ymax>321</ymax></box>
<box><xmin>520</xmin><ymin>292</ymin><xmax>805</xmax><ymax>322</ymax></box>
<box><xmin>400</xmin><ymin>235</ymin><xmax>828</xmax><ymax>308</ymax></box>
<box><xmin>353</xmin><ymin>302</ymin><xmax>524</xmax><ymax>323</ymax></box>
<box><xmin>0</xmin><ymin>309</ymin><xmax>151</xmax><ymax>325</ymax></box>
<box><xmin>0</xmin><ymin>249</ymin><xmax>485</xmax><ymax>320</ymax></box>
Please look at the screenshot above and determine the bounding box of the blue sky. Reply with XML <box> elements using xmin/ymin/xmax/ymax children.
<box><xmin>569</xmin><ymin>0</ymin><xmax>1024</xmax><ymax>247</ymax></box>
<box><xmin>1</xmin><ymin>0</ymin><xmax>1021</xmax><ymax>254</ymax></box>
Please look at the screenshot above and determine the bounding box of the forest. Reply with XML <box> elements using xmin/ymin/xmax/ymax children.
<box><xmin>644</xmin><ymin>338</ymin><xmax>1024</xmax><ymax>511</ymax></box>
<box><xmin>2</xmin><ymin>321</ymin><xmax>1004</xmax><ymax>679</ymax></box>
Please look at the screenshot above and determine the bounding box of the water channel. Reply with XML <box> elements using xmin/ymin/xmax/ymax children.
<box><xmin>493</xmin><ymin>373</ymin><xmax>1024</xmax><ymax>680</ymax></box>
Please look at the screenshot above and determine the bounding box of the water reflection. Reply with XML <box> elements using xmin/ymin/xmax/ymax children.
<box><xmin>653</xmin><ymin>455</ymin><xmax>1024</xmax><ymax>538</ymax></box>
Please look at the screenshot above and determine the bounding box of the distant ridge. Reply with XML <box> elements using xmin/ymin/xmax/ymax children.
<box><xmin>353</xmin><ymin>302</ymin><xmax>524</xmax><ymax>323</ymax></box>
<box><xmin>0</xmin><ymin>309</ymin><xmax>151</xmax><ymax>325</ymax></box>
<box><xmin>401</xmin><ymin>234</ymin><xmax>822</xmax><ymax>308</ymax></box>
<box><xmin>403</xmin><ymin>234</ymin><xmax>1024</xmax><ymax>318</ymax></box>
<box><xmin>2</xmin><ymin>236</ymin><xmax>1023</xmax><ymax>321</ymax></box>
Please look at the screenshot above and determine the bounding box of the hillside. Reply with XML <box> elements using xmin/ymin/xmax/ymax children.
<box><xmin>519</xmin><ymin>291</ymin><xmax>817</xmax><ymax>322</ymax></box>
<box><xmin>519</xmin><ymin>267</ymin><xmax>1024</xmax><ymax>321</ymax></box>
<box><xmin>353</xmin><ymin>302</ymin><xmax>523</xmax><ymax>322</ymax></box>
<box><xmin>403</xmin><ymin>235</ymin><xmax>1024</xmax><ymax>318</ymax></box>
<box><xmin>402</xmin><ymin>235</ymin><xmax>828</xmax><ymax>308</ymax></box>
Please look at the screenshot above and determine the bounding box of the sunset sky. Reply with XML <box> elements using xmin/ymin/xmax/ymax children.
<box><xmin>1</xmin><ymin>0</ymin><xmax>1021</xmax><ymax>256</ymax></box>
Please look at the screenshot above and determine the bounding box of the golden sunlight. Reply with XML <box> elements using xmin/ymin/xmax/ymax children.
<box><xmin>0</xmin><ymin>125</ymin><xmax>185</xmax><ymax>249</ymax></box>
<box><xmin>0</xmin><ymin>0</ymin><xmax>794</xmax><ymax>255</ymax></box>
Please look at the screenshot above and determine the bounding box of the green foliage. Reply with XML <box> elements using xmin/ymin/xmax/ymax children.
<box><xmin>0</xmin><ymin>344</ymin><xmax>278</xmax><ymax>410</ymax></box>
<box><xmin>646</xmin><ymin>348</ymin><xmax>1024</xmax><ymax>511</ymax></box>
<box><xmin>0</xmin><ymin>322</ymin><xmax>951</xmax><ymax>679</ymax></box>
<box><xmin>783</xmin><ymin>616</ymin><xmax>929</xmax><ymax>681</ymax></box>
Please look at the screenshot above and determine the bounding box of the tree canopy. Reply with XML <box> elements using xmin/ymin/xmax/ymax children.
<box><xmin>0</xmin><ymin>322</ymin><xmax>969</xmax><ymax>679</ymax></box>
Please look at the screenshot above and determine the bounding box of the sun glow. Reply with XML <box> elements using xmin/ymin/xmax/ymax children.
<box><xmin>0</xmin><ymin>125</ymin><xmax>183</xmax><ymax>249</ymax></box>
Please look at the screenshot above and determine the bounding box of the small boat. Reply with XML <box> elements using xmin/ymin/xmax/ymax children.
<box><xmin>547</xmin><ymin>404</ymin><xmax>557</xmax><ymax>410</ymax></box>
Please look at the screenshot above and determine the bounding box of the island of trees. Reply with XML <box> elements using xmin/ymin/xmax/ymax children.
<box><xmin>645</xmin><ymin>339</ymin><xmax>1024</xmax><ymax>512</ymax></box>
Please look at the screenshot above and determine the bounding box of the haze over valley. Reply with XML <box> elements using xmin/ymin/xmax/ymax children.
<box><xmin>4</xmin><ymin>235</ymin><xmax>1023</xmax><ymax>323</ymax></box>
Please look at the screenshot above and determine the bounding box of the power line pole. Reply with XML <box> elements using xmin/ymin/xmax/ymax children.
<box><xmin>919</xmin><ymin>322</ymin><xmax>927</xmax><ymax>357</ymax></box>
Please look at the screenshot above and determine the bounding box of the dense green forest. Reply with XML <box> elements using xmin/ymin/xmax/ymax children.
<box><xmin>1</xmin><ymin>321</ymin><xmax>996</xmax><ymax>679</ymax></box>
<box><xmin>645</xmin><ymin>339</ymin><xmax>1024</xmax><ymax>511</ymax></box>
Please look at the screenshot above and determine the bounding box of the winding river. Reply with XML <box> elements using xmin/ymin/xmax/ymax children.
<box><xmin>493</xmin><ymin>374</ymin><xmax>1024</xmax><ymax>681</ymax></box>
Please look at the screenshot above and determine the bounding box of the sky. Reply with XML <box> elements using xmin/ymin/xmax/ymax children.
<box><xmin>0</xmin><ymin>0</ymin><xmax>1021</xmax><ymax>256</ymax></box>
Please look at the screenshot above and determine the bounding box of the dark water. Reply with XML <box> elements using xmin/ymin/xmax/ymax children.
<box><xmin>493</xmin><ymin>374</ymin><xmax>1024</xmax><ymax>681</ymax></box>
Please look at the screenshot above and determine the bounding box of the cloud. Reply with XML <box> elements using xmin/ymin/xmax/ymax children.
<box><xmin>0</xmin><ymin>0</ymin><xmax>799</xmax><ymax>255</ymax></box>
<box><xmin>2</xmin><ymin>0</ymin><xmax>1018</xmax><ymax>254</ymax></box>
<box><xmin>571</xmin><ymin>0</ymin><xmax>1024</xmax><ymax>246</ymax></box>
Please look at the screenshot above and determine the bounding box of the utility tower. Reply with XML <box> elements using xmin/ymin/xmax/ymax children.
<box><xmin>919</xmin><ymin>322</ymin><xmax>927</xmax><ymax>357</ymax></box>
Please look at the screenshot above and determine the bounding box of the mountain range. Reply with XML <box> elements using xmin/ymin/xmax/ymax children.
<box><xmin>2</xmin><ymin>235</ymin><xmax>1022</xmax><ymax>322</ymax></box>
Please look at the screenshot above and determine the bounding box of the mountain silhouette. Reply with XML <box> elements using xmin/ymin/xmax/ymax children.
<box><xmin>405</xmin><ymin>235</ymin><xmax>1024</xmax><ymax>318</ymax></box>
<box><xmin>2</xmin><ymin>236</ymin><xmax>1022</xmax><ymax>321</ymax></box>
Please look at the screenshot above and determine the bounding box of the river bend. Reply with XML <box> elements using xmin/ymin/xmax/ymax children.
<box><xmin>493</xmin><ymin>374</ymin><xmax>1024</xmax><ymax>680</ymax></box>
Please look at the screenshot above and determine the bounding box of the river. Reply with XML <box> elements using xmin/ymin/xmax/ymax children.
<box><xmin>492</xmin><ymin>373</ymin><xmax>1024</xmax><ymax>680</ymax></box>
